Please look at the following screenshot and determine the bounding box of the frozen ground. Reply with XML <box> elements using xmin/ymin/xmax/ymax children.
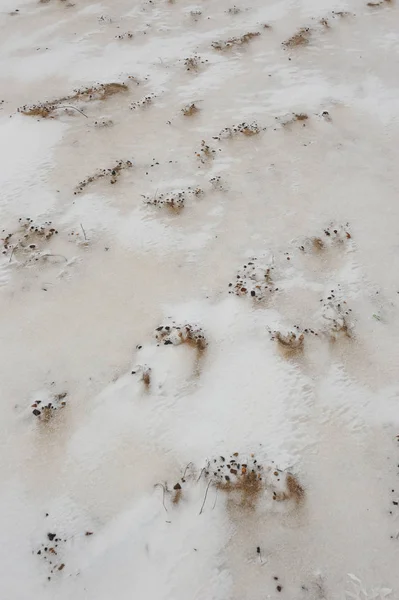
<box><xmin>1</xmin><ymin>0</ymin><xmax>399</xmax><ymax>598</ymax></box>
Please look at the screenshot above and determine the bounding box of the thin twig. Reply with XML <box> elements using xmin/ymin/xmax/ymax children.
<box><xmin>199</xmin><ymin>480</ymin><xmax>212</xmax><ymax>515</ymax></box>
<box><xmin>39</xmin><ymin>253</ymin><xmax>68</xmax><ymax>261</ymax></box>
<box><xmin>212</xmin><ymin>488</ymin><xmax>218</xmax><ymax>510</ymax></box>
<box><xmin>80</xmin><ymin>223</ymin><xmax>87</xmax><ymax>241</ymax></box>
<box><xmin>8</xmin><ymin>247</ymin><xmax>15</xmax><ymax>263</ymax></box>
<box><xmin>154</xmin><ymin>483</ymin><xmax>168</xmax><ymax>512</ymax></box>
<box><xmin>196</xmin><ymin>467</ymin><xmax>206</xmax><ymax>482</ymax></box>
<box><xmin>182</xmin><ymin>462</ymin><xmax>193</xmax><ymax>480</ymax></box>
<box><xmin>56</xmin><ymin>105</ymin><xmax>88</xmax><ymax>118</ymax></box>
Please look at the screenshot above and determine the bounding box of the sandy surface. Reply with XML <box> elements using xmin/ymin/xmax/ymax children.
<box><xmin>1</xmin><ymin>0</ymin><xmax>399</xmax><ymax>598</ymax></box>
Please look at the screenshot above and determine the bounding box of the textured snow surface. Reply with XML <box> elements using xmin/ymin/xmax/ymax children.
<box><xmin>1</xmin><ymin>0</ymin><xmax>399</xmax><ymax>598</ymax></box>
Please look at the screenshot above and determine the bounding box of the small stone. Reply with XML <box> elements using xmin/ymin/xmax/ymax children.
<box><xmin>47</xmin><ymin>533</ymin><xmax>56</xmax><ymax>541</ymax></box>
<box><xmin>173</xmin><ymin>483</ymin><xmax>182</xmax><ymax>490</ymax></box>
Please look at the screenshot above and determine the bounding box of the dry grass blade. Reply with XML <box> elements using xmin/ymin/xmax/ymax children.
<box><xmin>199</xmin><ymin>480</ymin><xmax>212</xmax><ymax>514</ymax></box>
<box><xmin>154</xmin><ymin>483</ymin><xmax>168</xmax><ymax>512</ymax></box>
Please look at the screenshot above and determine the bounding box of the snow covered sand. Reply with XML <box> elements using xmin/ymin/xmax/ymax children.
<box><xmin>1</xmin><ymin>0</ymin><xmax>399</xmax><ymax>598</ymax></box>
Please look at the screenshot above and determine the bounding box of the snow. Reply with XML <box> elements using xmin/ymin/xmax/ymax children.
<box><xmin>1</xmin><ymin>0</ymin><xmax>399</xmax><ymax>598</ymax></box>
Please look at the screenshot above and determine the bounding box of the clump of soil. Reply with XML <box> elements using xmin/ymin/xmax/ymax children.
<box><xmin>155</xmin><ymin>323</ymin><xmax>207</xmax><ymax>355</ymax></box>
<box><xmin>366</xmin><ymin>0</ymin><xmax>393</xmax><ymax>7</ymax></box>
<box><xmin>1</xmin><ymin>218</ymin><xmax>59</xmax><ymax>263</ymax></box>
<box><xmin>36</xmin><ymin>531</ymin><xmax>67</xmax><ymax>581</ymax></box>
<box><xmin>272</xmin><ymin>472</ymin><xmax>305</xmax><ymax>503</ymax></box>
<box><xmin>158</xmin><ymin>457</ymin><xmax>305</xmax><ymax>514</ymax></box>
<box><xmin>131</xmin><ymin>365</ymin><xmax>152</xmax><ymax>390</ymax></box>
<box><xmin>319</xmin><ymin>288</ymin><xmax>353</xmax><ymax>340</ymax></box>
<box><xmin>172</xmin><ymin>483</ymin><xmax>182</xmax><ymax>504</ymax></box>
<box><xmin>280</xmin><ymin>113</ymin><xmax>309</xmax><ymax>127</ymax></box>
<box><xmin>31</xmin><ymin>392</ymin><xmax>67</xmax><ymax>421</ymax></box>
<box><xmin>211</xmin><ymin>31</ymin><xmax>260</xmax><ymax>50</ymax></box>
<box><xmin>74</xmin><ymin>160</ymin><xmax>133</xmax><ymax>194</ymax></box>
<box><xmin>298</xmin><ymin>223</ymin><xmax>352</xmax><ymax>252</ymax></box>
<box><xmin>270</xmin><ymin>330</ymin><xmax>305</xmax><ymax>355</ymax></box>
<box><xmin>209</xmin><ymin>454</ymin><xmax>264</xmax><ymax>510</ymax></box>
<box><xmin>216</xmin><ymin>121</ymin><xmax>262</xmax><ymax>139</ymax></box>
<box><xmin>143</xmin><ymin>186</ymin><xmax>203</xmax><ymax>212</ymax></box>
<box><xmin>183</xmin><ymin>55</ymin><xmax>208</xmax><ymax>72</ymax></box>
<box><xmin>331</xmin><ymin>9</ymin><xmax>354</xmax><ymax>16</ymax></box>
<box><xmin>228</xmin><ymin>256</ymin><xmax>278</xmax><ymax>301</ymax></box>
<box><xmin>195</xmin><ymin>140</ymin><xmax>217</xmax><ymax>164</ymax></box>
<box><xmin>115</xmin><ymin>32</ymin><xmax>134</xmax><ymax>39</ymax></box>
<box><xmin>94</xmin><ymin>118</ymin><xmax>114</xmax><ymax>128</ymax></box>
<box><xmin>282</xmin><ymin>27</ymin><xmax>312</xmax><ymax>48</ymax></box>
<box><xmin>209</xmin><ymin>175</ymin><xmax>225</xmax><ymax>190</ymax></box>
<box><xmin>189</xmin><ymin>9</ymin><xmax>202</xmax><ymax>20</ymax></box>
<box><xmin>226</xmin><ymin>5</ymin><xmax>242</xmax><ymax>14</ymax></box>
<box><xmin>130</xmin><ymin>94</ymin><xmax>156</xmax><ymax>110</ymax></box>
<box><xmin>205</xmin><ymin>454</ymin><xmax>305</xmax><ymax>510</ymax></box>
<box><xmin>181</xmin><ymin>103</ymin><xmax>200</xmax><ymax>117</ymax></box>
<box><xmin>19</xmin><ymin>82</ymin><xmax>129</xmax><ymax>118</ymax></box>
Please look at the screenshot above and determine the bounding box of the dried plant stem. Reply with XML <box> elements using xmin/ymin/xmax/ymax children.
<box><xmin>80</xmin><ymin>223</ymin><xmax>87</xmax><ymax>240</ymax></box>
<box><xmin>212</xmin><ymin>488</ymin><xmax>218</xmax><ymax>510</ymax></box>
<box><xmin>196</xmin><ymin>467</ymin><xmax>206</xmax><ymax>482</ymax></box>
<box><xmin>154</xmin><ymin>483</ymin><xmax>168</xmax><ymax>512</ymax></box>
<box><xmin>182</xmin><ymin>462</ymin><xmax>193</xmax><ymax>480</ymax></box>
<box><xmin>39</xmin><ymin>253</ymin><xmax>68</xmax><ymax>261</ymax></box>
<box><xmin>199</xmin><ymin>480</ymin><xmax>212</xmax><ymax>515</ymax></box>
<box><xmin>55</xmin><ymin>105</ymin><xmax>88</xmax><ymax>117</ymax></box>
